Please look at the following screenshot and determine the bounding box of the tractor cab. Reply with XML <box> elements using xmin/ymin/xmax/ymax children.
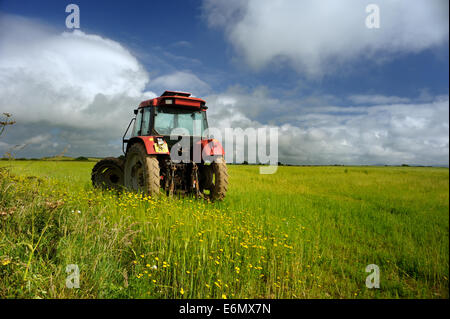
<box><xmin>131</xmin><ymin>91</ymin><xmax>208</xmax><ymax>138</ymax></box>
<box><xmin>123</xmin><ymin>91</ymin><xmax>223</xmax><ymax>158</ymax></box>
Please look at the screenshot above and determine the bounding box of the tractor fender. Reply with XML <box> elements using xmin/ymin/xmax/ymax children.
<box><xmin>126</xmin><ymin>136</ymin><xmax>170</xmax><ymax>155</ymax></box>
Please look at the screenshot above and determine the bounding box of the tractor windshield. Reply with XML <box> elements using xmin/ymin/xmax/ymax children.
<box><xmin>154</xmin><ymin>107</ymin><xmax>208</xmax><ymax>137</ymax></box>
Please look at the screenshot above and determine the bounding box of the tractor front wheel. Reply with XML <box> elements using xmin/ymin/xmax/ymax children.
<box><xmin>124</xmin><ymin>143</ymin><xmax>160</xmax><ymax>197</ymax></box>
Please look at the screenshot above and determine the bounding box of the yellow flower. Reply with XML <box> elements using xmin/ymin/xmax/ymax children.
<box><xmin>180</xmin><ymin>288</ymin><xmax>185</xmax><ymax>295</ymax></box>
<box><xmin>2</xmin><ymin>259</ymin><xmax>11</xmax><ymax>266</ymax></box>
<box><xmin>222</xmin><ymin>294</ymin><xmax>227</xmax><ymax>299</ymax></box>
<box><xmin>140</xmin><ymin>254</ymin><xmax>145</xmax><ymax>258</ymax></box>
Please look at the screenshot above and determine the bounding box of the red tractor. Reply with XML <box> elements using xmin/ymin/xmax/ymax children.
<box><xmin>91</xmin><ymin>91</ymin><xmax>228</xmax><ymax>201</ymax></box>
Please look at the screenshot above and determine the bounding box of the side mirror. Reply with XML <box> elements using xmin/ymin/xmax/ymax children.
<box><xmin>134</xmin><ymin>109</ymin><xmax>138</xmax><ymax>115</ymax></box>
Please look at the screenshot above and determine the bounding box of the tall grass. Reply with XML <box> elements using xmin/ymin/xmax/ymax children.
<box><xmin>0</xmin><ymin>161</ymin><xmax>448</xmax><ymax>298</ymax></box>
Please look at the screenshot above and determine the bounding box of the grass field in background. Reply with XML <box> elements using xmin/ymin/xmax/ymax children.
<box><xmin>0</xmin><ymin>160</ymin><xmax>448</xmax><ymax>298</ymax></box>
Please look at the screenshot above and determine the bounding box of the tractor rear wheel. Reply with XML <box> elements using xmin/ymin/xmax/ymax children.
<box><xmin>124</xmin><ymin>143</ymin><xmax>160</xmax><ymax>197</ymax></box>
<box><xmin>201</xmin><ymin>156</ymin><xmax>228</xmax><ymax>201</ymax></box>
<box><xmin>91</xmin><ymin>157</ymin><xmax>124</xmax><ymax>191</ymax></box>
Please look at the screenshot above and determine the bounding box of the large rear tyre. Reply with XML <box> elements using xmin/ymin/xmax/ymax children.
<box><xmin>91</xmin><ymin>157</ymin><xmax>124</xmax><ymax>191</ymax></box>
<box><xmin>124</xmin><ymin>143</ymin><xmax>160</xmax><ymax>197</ymax></box>
<box><xmin>201</xmin><ymin>156</ymin><xmax>228</xmax><ymax>201</ymax></box>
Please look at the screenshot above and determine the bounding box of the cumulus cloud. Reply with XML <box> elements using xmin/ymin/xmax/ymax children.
<box><xmin>203</xmin><ymin>0</ymin><xmax>449</xmax><ymax>76</ymax></box>
<box><xmin>205</xmin><ymin>89</ymin><xmax>449</xmax><ymax>166</ymax></box>
<box><xmin>0</xmin><ymin>14</ymin><xmax>157</xmax><ymax>157</ymax></box>
<box><xmin>0</xmin><ymin>14</ymin><xmax>154</xmax><ymax>130</ymax></box>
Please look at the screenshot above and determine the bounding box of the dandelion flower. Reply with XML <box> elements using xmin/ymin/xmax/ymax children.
<box><xmin>2</xmin><ymin>259</ymin><xmax>11</xmax><ymax>266</ymax></box>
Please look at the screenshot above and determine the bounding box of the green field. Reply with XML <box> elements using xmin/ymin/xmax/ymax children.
<box><xmin>0</xmin><ymin>160</ymin><xmax>448</xmax><ymax>299</ymax></box>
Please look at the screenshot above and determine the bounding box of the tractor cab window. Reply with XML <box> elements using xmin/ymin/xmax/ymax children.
<box><xmin>132</xmin><ymin>109</ymin><xmax>143</xmax><ymax>136</ymax></box>
<box><xmin>141</xmin><ymin>108</ymin><xmax>151</xmax><ymax>135</ymax></box>
<box><xmin>154</xmin><ymin>106</ymin><xmax>208</xmax><ymax>137</ymax></box>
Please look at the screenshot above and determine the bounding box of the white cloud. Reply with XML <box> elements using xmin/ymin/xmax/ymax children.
<box><xmin>0</xmin><ymin>14</ymin><xmax>161</xmax><ymax>157</ymax></box>
<box><xmin>0</xmin><ymin>14</ymin><xmax>157</xmax><ymax>130</ymax></box>
<box><xmin>205</xmin><ymin>89</ymin><xmax>449</xmax><ymax>165</ymax></box>
<box><xmin>348</xmin><ymin>95</ymin><xmax>411</xmax><ymax>105</ymax></box>
<box><xmin>23</xmin><ymin>134</ymin><xmax>51</xmax><ymax>145</ymax></box>
<box><xmin>203</xmin><ymin>0</ymin><xmax>449</xmax><ymax>76</ymax></box>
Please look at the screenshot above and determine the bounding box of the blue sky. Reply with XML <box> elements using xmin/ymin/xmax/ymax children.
<box><xmin>0</xmin><ymin>0</ymin><xmax>448</xmax><ymax>165</ymax></box>
<box><xmin>2</xmin><ymin>0</ymin><xmax>448</xmax><ymax>98</ymax></box>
